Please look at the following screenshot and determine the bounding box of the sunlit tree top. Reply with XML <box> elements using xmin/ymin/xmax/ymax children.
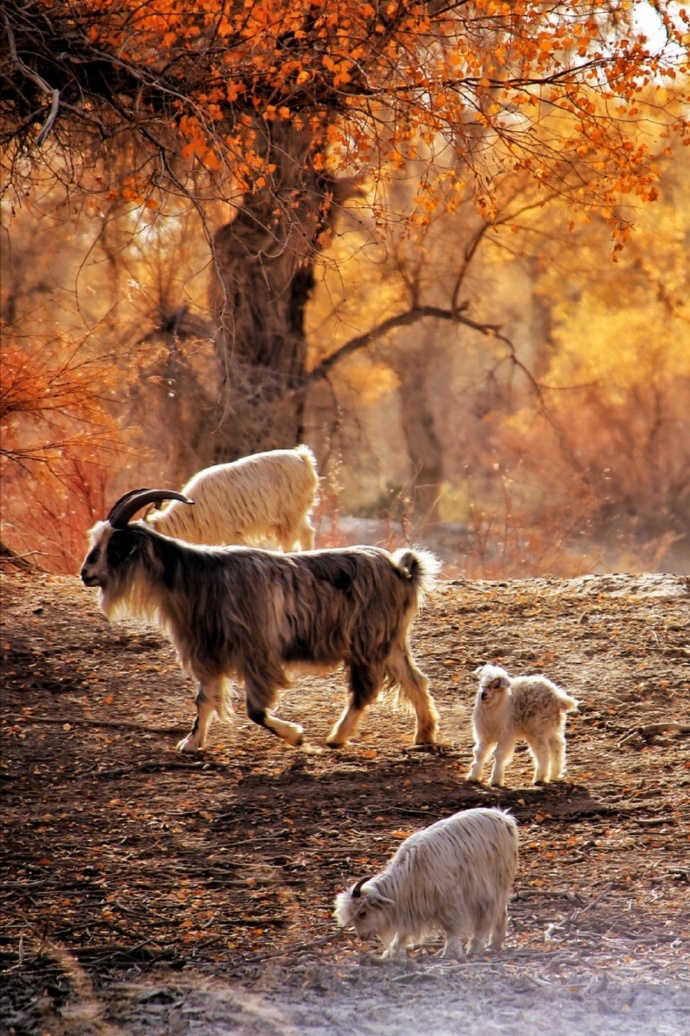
<box><xmin>2</xmin><ymin>1</ymin><xmax>688</xmax><ymax>227</ymax></box>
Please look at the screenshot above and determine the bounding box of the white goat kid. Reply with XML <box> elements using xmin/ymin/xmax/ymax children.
<box><xmin>80</xmin><ymin>488</ymin><xmax>440</xmax><ymax>753</ymax></box>
<box><xmin>335</xmin><ymin>808</ymin><xmax>519</xmax><ymax>960</ymax></box>
<box><xmin>467</xmin><ymin>664</ymin><xmax>579</xmax><ymax>787</ymax></box>
<box><xmin>145</xmin><ymin>445</ymin><xmax>319</xmax><ymax>550</ymax></box>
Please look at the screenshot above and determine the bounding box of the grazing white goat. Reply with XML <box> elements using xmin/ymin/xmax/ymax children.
<box><xmin>80</xmin><ymin>488</ymin><xmax>440</xmax><ymax>753</ymax></box>
<box><xmin>335</xmin><ymin>808</ymin><xmax>518</xmax><ymax>960</ymax></box>
<box><xmin>145</xmin><ymin>445</ymin><xmax>319</xmax><ymax>550</ymax></box>
<box><xmin>467</xmin><ymin>664</ymin><xmax>580</xmax><ymax>787</ymax></box>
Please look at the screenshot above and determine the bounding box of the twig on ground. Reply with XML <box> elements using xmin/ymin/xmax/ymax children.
<box><xmin>544</xmin><ymin>884</ymin><xmax>613</xmax><ymax>942</ymax></box>
<box><xmin>618</xmin><ymin>722</ymin><xmax>690</xmax><ymax>746</ymax></box>
<box><xmin>238</xmin><ymin>929</ymin><xmax>345</xmax><ymax>965</ymax></box>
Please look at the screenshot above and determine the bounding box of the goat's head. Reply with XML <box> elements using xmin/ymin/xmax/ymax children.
<box><xmin>474</xmin><ymin>664</ymin><xmax>511</xmax><ymax>704</ymax></box>
<box><xmin>334</xmin><ymin>878</ymin><xmax>395</xmax><ymax>936</ymax></box>
<box><xmin>80</xmin><ymin>489</ymin><xmax>194</xmax><ymax>590</ymax></box>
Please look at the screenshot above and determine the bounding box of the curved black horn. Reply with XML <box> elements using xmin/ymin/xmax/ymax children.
<box><xmin>107</xmin><ymin>489</ymin><xmax>194</xmax><ymax>529</ymax></box>
<box><xmin>351</xmin><ymin>877</ymin><xmax>368</xmax><ymax>898</ymax></box>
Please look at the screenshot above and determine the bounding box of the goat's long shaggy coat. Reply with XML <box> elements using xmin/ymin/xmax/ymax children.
<box><xmin>467</xmin><ymin>664</ymin><xmax>579</xmax><ymax>786</ymax></box>
<box><xmin>146</xmin><ymin>445</ymin><xmax>318</xmax><ymax>550</ymax></box>
<box><xmin>81</xmin><ymin>517</ymin><xmax>440</xmax><ymax>752</ymax></box>
<box><xmin>335</xmin><ymin>808</ymin><xmax>519</xmax><ymax>959</ymax></box>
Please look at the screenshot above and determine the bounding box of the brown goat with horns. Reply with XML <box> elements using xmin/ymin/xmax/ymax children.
<box><xmin>80</xmin><ymin>489</ymin><xmax>440</xmax><ymax>752</ymax></box>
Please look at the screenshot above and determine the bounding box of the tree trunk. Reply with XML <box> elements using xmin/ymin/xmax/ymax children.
<box><xmin>208</xmin><ymin>121</ymin><xmax>325</xmax><ymax>461</ymax></box>
<box><xmin>396</xmin><ymin>338</ymin><xmax>444</xmax><ymax>526</ymax></box>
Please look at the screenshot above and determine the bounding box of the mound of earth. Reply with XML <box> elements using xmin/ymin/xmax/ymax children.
<box><xmin>1</xmin><ymin>566</ymin><xmax>689</xmax><ymax>1035</ymax></box>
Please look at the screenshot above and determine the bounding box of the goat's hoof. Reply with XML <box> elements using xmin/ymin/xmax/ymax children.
<box><xmin>177</xmin><ymin>736</ymin><xmax>202</xmax><ymax>753</ymax></box>
<box><xmin>411</xmin><ymin>740</ymin><xmax>437</xmax><ymax>753</ymax></box>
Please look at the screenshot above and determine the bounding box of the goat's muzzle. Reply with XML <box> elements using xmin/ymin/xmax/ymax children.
<box><xmin>80</xmin><ymin>568</ymin><xmax>102</xmax><ymax>587</ymax></box>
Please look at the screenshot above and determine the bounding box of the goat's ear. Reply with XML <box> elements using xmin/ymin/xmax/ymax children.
<box><xmin>351</xmin><ymin>878</ymin><xmax>393</xmax><ymax>906</ymax></box>
<box><xmin>474</xmin><ymin>666</ymin><xmax>483</xmax><ymax>676</ymax></box>
<box><xmin>367</xmin><ymin>889</ymin><xmax>395</xmax><ymax>908</ymax></box>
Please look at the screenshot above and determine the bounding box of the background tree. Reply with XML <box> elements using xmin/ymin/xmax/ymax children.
<box><xmin>3</xmin><ymin>0</ymin><xmax>688</xmax><ymax>465</ymax></box>
<box><xmin>495</xmin><ymin>147</ymin><xmax>690</xmax><ymax>564</ymax></box>
<box><xmin>300</xmin><ymin>87</ymin><xmax>690</xmax><ymax>570</ymax></box>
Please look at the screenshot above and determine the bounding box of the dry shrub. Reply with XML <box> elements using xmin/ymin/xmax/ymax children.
<box><xmin>2</xmin><ymin>458</ymin><xmax>113</xmax><ymax>574</ymax></box>
<box><xmin>452</xmin><ymin>468</ymin><xmax>601</xmax><ymax>579</ymax></box>
<box><xmin>492</xmin><ymin>373</ymin><xmax>690</xmax><ymax>573</ymax></box>
<box><xmin>1</xmin><ymin>333</ymin><xmax>134</xmax><ymax>574</ymax></box>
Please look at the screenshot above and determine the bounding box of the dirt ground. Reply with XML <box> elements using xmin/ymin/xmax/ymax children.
<box><xmin>1</xmin><ymin>562</ymin><xmax>689</xmax><ymax>1036</ymax></box>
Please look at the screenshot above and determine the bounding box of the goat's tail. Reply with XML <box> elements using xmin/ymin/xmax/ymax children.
<box><xmin>295</xmin><ymin>444</ymin><xmax>320</xmax><ymax>498</ymax></box>
<box><xmin>392</xmin><ymin>548</ymin><xmax>441</xmax><ymax>600</ymax></box>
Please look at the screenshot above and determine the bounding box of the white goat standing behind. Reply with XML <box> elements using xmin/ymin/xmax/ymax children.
<box><xmin>146</xmin><ymin>445</ymin><xmax>319</xmax><ymax>550</ymax></box>
<box><xmin>335</xmin><ymin>808</ymin><xmax>518</xmax><ymax>960</ymax></box>
<box><xmin>467</xmin><ymin>664</ymin><xmax>580</xmax><ymax>787</ymax></box>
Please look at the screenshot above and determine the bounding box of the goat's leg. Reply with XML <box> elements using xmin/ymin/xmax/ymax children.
<box><xmin>442</xmin><ymin>933</ymin><xmax>468</xmax><ymax>960</ymax></box>
<box><xmin>327</xmin><ymin>703</ymin><xmax>364</xmax><ymax>747</ymax></box>
<box><xmin>297</xmin><ymin>517</ymin><xmax>316</xmax><ymax>551</ymax></box>
<box><xmin>467</xmin><ymin>740</ymin><xmax>494</xmax><ymax>782</ymax></box>
<box><xmin>245</xmin><ymin>676</ymin><xmax>304</xmax><ymax>746</ymax></box>
<box><xmin>467</xmin><ymin>931</ymin><xmax>490</xmax><ymax>955</ymax></box>
<box><xmin>489</xmin><ymin>906</ymin><xmax>509</xmax><ymax>951</ymax></box>
<box><xmin>278</xmin><ymin>516</ymin><xmax>315</xmax><ymax>552</ymax></box>
<box><xmin>376</xmin><ymin>933</ymin><xmax>409</xmax><ymax>960</ymax></box>
<box><xmin>489</xmin><ymin>740</ymin><xmax>515</xmax><ymax>786</ymax></box>
<box><xmin>327</xmin><ymin>663</ymin><xmax>381</xmax><ymax>747</ymax></box>
<box><xmin>529</xmin><ymin>736</ymin><xmax>552</xmax><ymax>784</ymax></box>
<box><xmin>177</xmin><ymin>678</ymin><xmax>222</xmax><ymax>752</ymax></box>
<box><xmin>388</xmin><ymin>647</ymin><xmax>438</xmax><ymax>744</ymax></box>
<box><xmin>548</xmin><ymin>731</ymin><xmax>567</xmax><ymax>780</ymax></box>
<box><xmin>277</xmin><ymin>524</ymin><xmax>296</xmax><ymax>551</ymax></box>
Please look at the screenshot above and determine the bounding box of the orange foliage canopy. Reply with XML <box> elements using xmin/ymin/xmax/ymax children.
<box><xmin>2</xmin><ymin>1</ymin><xmax>688</xmax><ymax>222</ymax></box>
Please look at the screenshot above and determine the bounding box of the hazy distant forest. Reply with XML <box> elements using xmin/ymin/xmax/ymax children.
<box><xmin>2</xmin><ymin>1</ymin><xmax>689</xmax><ymax>577</ymax></box>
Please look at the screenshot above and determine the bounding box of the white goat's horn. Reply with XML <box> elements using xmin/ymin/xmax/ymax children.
<box><xmin>352</xmin><ymin>878</ymin><xmax>368</xmax><ymax>898</ymax></box>
<box><xmin>108</xmin><ymin>489</ymin><xmax>194</xmax><ymax>529</ymax></box>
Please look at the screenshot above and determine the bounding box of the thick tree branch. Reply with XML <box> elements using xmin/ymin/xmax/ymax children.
<box><xmin>304</xmin><ymin>299</ymin><xmax>590</xmax><ymax>481</ymax></box>
<box><xmin>3</xmin><ymin>12</ymin><xmax>60</xmax><ymax>145</ymax></box>
<box><xmin>306</xmin><ymin>304</ymin><xmax>500</xmax><ymax>385</ymax></box>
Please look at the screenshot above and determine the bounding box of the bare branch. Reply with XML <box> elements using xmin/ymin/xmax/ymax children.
<box><xmin>2</xmin><ymin>10</ymin><xmax>60</xmax><ymax>146</ymax></box>
<box><xmin>306</xmin><ymin>304</ymin><xmax>504</xmax><ymax>385</ymax></box>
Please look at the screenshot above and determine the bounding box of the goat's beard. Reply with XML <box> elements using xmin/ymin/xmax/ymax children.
<box><xmin>99</xmin><ymin>566</ymin><xmax>160</xmax><ymax>625</ymax></box>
